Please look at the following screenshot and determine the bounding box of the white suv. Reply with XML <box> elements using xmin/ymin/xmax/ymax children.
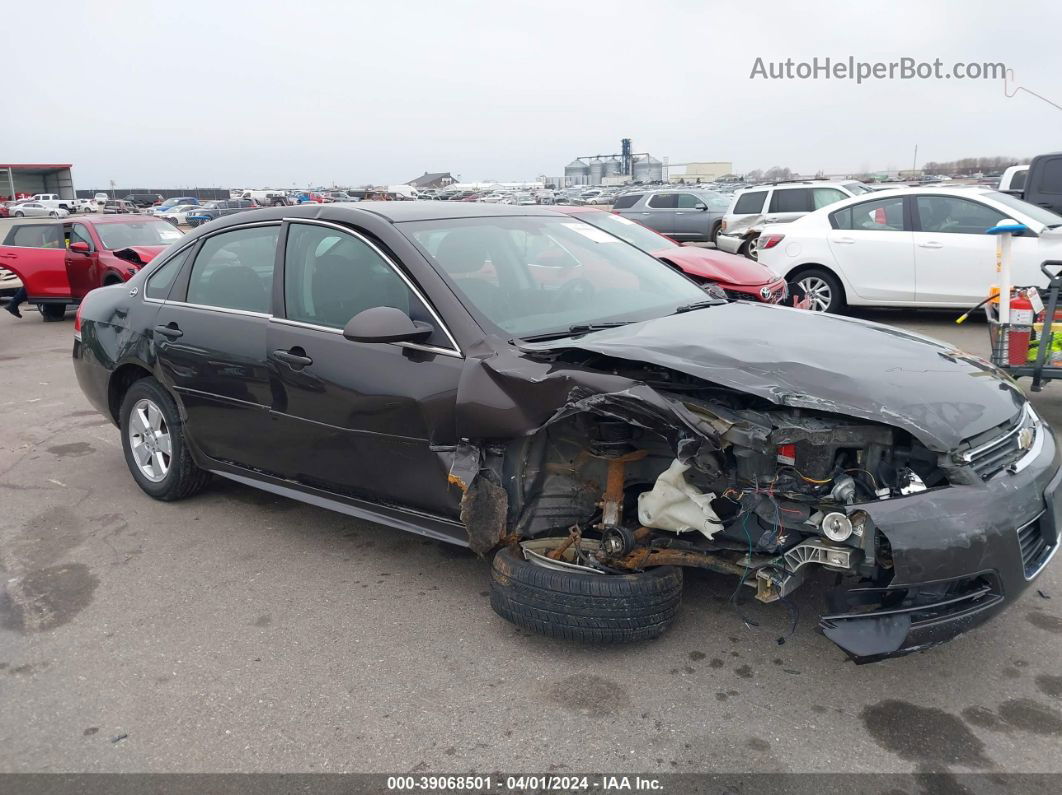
<box><xmin>717</xmin><ymin>180</ymin><xmax>870</xmax><ymax>259</ymax></box>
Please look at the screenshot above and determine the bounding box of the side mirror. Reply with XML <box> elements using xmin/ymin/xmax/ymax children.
<box><xmin>70</xmin><ymin>241</ymin><xmax>91</xmax><ymax>253</ymax></box>
<box><xmin>694</xmin><ymin>203</ymin><xmax>708</xmax><ymax>211</ymax></box>
<box><xmin>343</xmin><ymin>306</ymin><xmax>434</xmax><ymax>344</ymax></box>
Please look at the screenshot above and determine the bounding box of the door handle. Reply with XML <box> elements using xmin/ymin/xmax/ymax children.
<box><xmin>0</xmin><ymin>253</ymin><xmax>16</xmax><ymax>259</ymax></box>
<box><xmin>153</xmin><ymin>322</ymin><xmax>183</xmax><ymax>339</ymax></box>
<box><xmin>272</xmin><ymin>347</ymin><xmax>313</xmax><ymax>369</ymax></box>
<box><xmin>918</xmin><ymin>241</ymin><xmax>944</xmax><ymax>249</ymax></box>
<box><xmin>834</xmin><ymin>236</ymin><xmax>855</xmax><ymax>244</ymax></box>
<box><xmin>764</xmin><ymin>216</ymin><xmax>780</xmax><ymax>222</ymax></box>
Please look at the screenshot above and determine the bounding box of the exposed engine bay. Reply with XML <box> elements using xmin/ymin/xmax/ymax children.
<box><xmin>486</xmin><ymin>358</ymin><xmax>953</xmax><ymax>606</ymax></box>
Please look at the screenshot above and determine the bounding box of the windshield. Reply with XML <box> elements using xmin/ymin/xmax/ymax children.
<box><xmin>844</xmin><ymin>182</ymin><xmax>872</xmax><ymax>195</ymax></box>
<box><xmin>96</xmin><ymin>220</ymin><xmax>184</xmax><ymax>250</ymax></box>
<box><xmin>985</xmin><ymin>191</ymin><xmax>1062</xmax><ymax>228</ymax></box>
<box><xmin>403</xmin><ymin>216</ymin><xmax>708</xmax><ymax>338</ymax></box>
<box><xmin>574</xmin><ymin>210</ymin><xmax>678</xmax><ymax>252</ymax></box>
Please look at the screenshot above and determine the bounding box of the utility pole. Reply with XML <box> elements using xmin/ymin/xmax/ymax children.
<box><xmin>912</xmin><ymin>144</ymin><xmax>918</xmax><ymax>176</ymax></box>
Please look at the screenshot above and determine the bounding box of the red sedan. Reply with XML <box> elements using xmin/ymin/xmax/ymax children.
<box><xmin>0</xmin><ymin>215</ymin><xmax>182</xmax><ymax>320</ymax></box>
<box><xmin>552</xmin><ymin>205</ymin><xmax>798</xmax><ymax>305</ymax></box>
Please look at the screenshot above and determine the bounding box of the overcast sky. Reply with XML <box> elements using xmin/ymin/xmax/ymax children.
<box><xmin>5</xmin><ymin>0</ymin><xmax>1061</xmax><ymax>188</ymax></box>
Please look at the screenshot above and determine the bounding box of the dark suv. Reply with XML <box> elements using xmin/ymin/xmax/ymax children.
<box><xmin>124</xmin><ymin>194</ymin><xmax>165</xmax><ymax>208</ymax></box>
<box><xmin>612</xmin><ymin>189</ymin><xmax>730</xmax><ymax>242</ymax></box>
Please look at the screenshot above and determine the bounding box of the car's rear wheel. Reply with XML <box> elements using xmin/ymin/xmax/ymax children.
<box><xmin>795</xmin><ymin>268</ymin><xmax>845</xmax><ymax>313</ymax></box>
<box><xmin>739</xmin><ymin>235</ymin><xmax>760</xmax><ymax>261</ymax></box>
<box><xmin>120</xmin><ymin>377</ymin><xmax>210</xmax><ymax>501</ymax></box>
<box><xmin>37</xmin><ymin>304</ymin><xmax>66</xmax><ymax>322</ymax></box>
<box><xmin>709</xmin><ymin>220</ymin><xmax>723</xmax><ymax>245</ymax></box>
<box><xmin>489</xmin><ymin>541</ymin><xmax>683</xmax><ymax>643</ymax></box>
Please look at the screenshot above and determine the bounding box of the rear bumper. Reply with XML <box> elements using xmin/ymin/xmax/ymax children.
<box><xmin>819</xmin><ymin>426</ymin><xmax>1061</xmax><ymax>662</ymax></box>
<box><xmin>715</xmin><ymin>233</ymin><xmax>744</xmax><ymax>254</ymax></box>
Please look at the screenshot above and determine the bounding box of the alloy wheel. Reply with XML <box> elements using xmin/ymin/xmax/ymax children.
<box><xmin>798</xmin><ymin>276</ymin><xmax>832</xmax><ymax>312</ymax></box>
<box><xmin>128</xmin><ymin>398</ymin><xmax>172</xmax><ymax>482</ymax></box>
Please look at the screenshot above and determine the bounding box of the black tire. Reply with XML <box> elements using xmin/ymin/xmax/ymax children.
<box><xmin>709</xmin><ymin>219</ymin><xmax>722</xmax><ymax>245</ymax></box>
<box><xmin>119</xmin><ymin>377</ymin><xmax>210</xmax><ymax>501</ymax></box>
<box><xmin>738</xmin><ymin>235</ymin><xmax>760</xmax><ymax>261</ymax></box>
<box><xmin>489</xmin><ymin>544</ymin><xmax>683</xmax><ymax>643</ymax></box>
<box><xmin>793</xmin><ymin>267</ymin><xmax>846</xmax><ymax>314</ymax></box>
<box><xmin>38</xmin><ymin>304</ymin><xmax>66</xmax><ymax>322</ymax></box>
<box><xmin>14</xmin><ymin>211</ymin><xmax>24</xmax><ymax>217</ymax></box>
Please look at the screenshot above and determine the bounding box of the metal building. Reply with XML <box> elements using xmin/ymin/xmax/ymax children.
<box><xmin>1</xmin><ymin>163</ymin><xmax>76</xmax><ymax>201</ymax></box>
<box><xmin>564</xmin><ymin>159</ymin><xmax>590</xmax><ymax>186</ymax></box>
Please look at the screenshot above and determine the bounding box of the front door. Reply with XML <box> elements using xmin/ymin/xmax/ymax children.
<box><xmin>64</xmin><ymin>222</ymin><xmax>100</xmax><ymax>300</ymax></box>
<box><xmin>266</xmin><ymin>220</ymin><xmax>464</xmax><ymax>516</ymax></box>
<box><xmin>912</xmin><ymin>195</ymin><xmax>1014</xmax><ymax>305</ymax></box>
<box><xmin>152</xmin><ymin>223</ymin><xmax>281</xmax><ymax>471</ymax></box>
<box><xmin>671</xmin><ymin>192</ymin><xmax>711</xmax><ymax>240</ymax></box>
<box><xmin>0</xmin><ymin>221</ymin><xmax>69</xmax><ymax>301</ymax></box>
<box><xmin>826</xmin><ymin>195</ymin><xmax>916</xmax><ymax>302</ymax></box>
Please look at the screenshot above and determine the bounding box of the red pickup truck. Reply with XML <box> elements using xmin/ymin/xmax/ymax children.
<box><xmin>0</xmin><ymin>216</ymin><xmax>183</xmax><ymax>320</ymax></box>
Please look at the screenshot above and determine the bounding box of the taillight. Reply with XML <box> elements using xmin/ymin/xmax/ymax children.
<box><xmin>720</xmin><ymin>220</ymin><xmax>727</xmax><ymax>232</ymax></box>
<box><xmin>759</xmin><ymin>234</ymin><xmax>785</xmax><ymax>250</ymax></box>
<box><xmin>74</xmin><ymin>303</ymin><xmax>83</xmax><ymax>334</ymax></box>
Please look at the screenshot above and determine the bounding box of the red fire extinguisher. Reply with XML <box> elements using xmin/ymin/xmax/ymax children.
<box><xmin>1007</xmin><ymin>290</ymin><xmax>1035</xmax><ymax>366</ymax></box>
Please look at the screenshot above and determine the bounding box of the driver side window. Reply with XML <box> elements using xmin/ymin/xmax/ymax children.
<box><xmin>916</xmin><ymin>196</ymin><xmax>1003</xmax><ymax>235</ymax></box>
<box><xmin>283</xmin><ymin>222</ymin><xmax>428</xmax><ymax>331</ymax></box>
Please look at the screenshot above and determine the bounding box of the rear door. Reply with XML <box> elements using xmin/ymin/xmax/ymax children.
<box><xmin>266</xmin><ymin>220</ymin><xmax>464</xmax><ymax>516</ymax></box>
<box><xmin>64</xmin><ymin>222</ymin><xmax>101</xmax><ymax>299</ymax></box>
<box><xmin>636</xmin><ymin>192</ymin><xmax>678</xmax><ymax>235</ymax></box>
<box><xmin>826</xmin><ymin>195</ymin><xmax>915</xmax><ymax>301</ymax></box>
<box><xmin>912</xmin><ymin>194</ymin><xmax>1011</xmax><ymax>304</ymax></box>
<box><xmin>0</xmin><ymin>222</ymin><xmax>70</xmax><ymax>300</ymax></box>
<box><xmin>765</xmin><ymin>188</ymin><xmax>813</xmax><ymax>224</ymax></box>
<box><xmin>151</xmin><ymin>222</ymin><xmax>280</xmax><ymax>471</ymax></box>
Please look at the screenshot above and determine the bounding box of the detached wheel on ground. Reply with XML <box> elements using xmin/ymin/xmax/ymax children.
<box><xmin>119</xmin><ymin>376</ymin><xmax>210</xmax><ymax>501</ymax></box>
<box><xmin>795</xmin><ymin>267</ymin><xmax>845</xmax><ymax>313</ymax></box>
<box><xmin>489</xmin><ymin>542</ymin><xmax>683</xmax><ymax>643</ymax></box>
<box><xmin>37</xmin><ymin>304</ymin><xmax>67</xmax><ymax>322</ymax></box>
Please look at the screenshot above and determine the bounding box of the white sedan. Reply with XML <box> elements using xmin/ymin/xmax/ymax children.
<box><xmin>155</xmin><ymin>205</ymin><xmax>202</xmax><ymax>226</ymax></box>
<box><xmin>10</xmin><ymin>202</ymin><xmax>69</xmax><ymax>219</ymax></box>
<box><xmin>757</xmin><ymin>186</ymin><xmax>1062</xmax><ymax>313</ymax></box>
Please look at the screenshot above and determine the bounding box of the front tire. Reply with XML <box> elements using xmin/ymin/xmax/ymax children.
<box><xmin>14</xmin><ymin>211</ymin><xmax>24</xmax><ymax>217</ymax></box>
<box><xmin>795</xmin><ymin>267</ymin><xmax>845</xmax><ymax>313</ymax></box>
<box><xmin>38</xmin><ymin>304</ymin><xmax>66</xmax><ymax>322</ymax></box>
<box><xmin>120</xmin><ymin>377</ymin><xmax>210</xmax><ymax>501</ymax></box>
<box><xmin>489</xmin><ymin>543</ymin><xmax>683</xmax><ymax>643</ymax></box>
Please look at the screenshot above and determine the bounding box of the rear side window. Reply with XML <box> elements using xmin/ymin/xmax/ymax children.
<box><xmin>676</xmin><ymin>193</ymin><xmax>704</xmax><ymax>209</ymax></box>
<box><xmin>611</xmin><ymin>193</ymin><xmax>642</xmax><ymax>209</ymax></box>
<box><xmin>146</xmin><ymin>247</ymin><xmax>192</xmax><ymax>301</ymax></box>
<box><xmin>3</xmin><ymin>223</ymin><xmax>63</xmax><ymax>248</ymax></box>
<box><xmin>769</xmin><ymin>188</ymin><xmax>812</xmax><ymax>213</ymax></box>
<box><xmin>1011</xmin><ymin>170</ymin><xmax>1027</xmax><ymax>191</ymax></box>
<box><xmin>186</xmin><ymin>225</ymin><xmax>279</xmax><ymax>313</ymax></box>
<box><xmin>647</xmin><ymin>193</ymin><xmax>678</xmax><ymax>209</ymax></box>
<box><xmin>831</xmin><ymin>197</ymin><xmax>906</xmax><ymax>231</ymax></box>
<box><xmin>732</xmin><ymin>191</ymin><xmax>767</xmax><ymax>214</ymax></box>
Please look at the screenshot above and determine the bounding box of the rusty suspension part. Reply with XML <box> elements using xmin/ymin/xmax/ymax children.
<box><xmin>611</xmin><ymin>546</ymin><xmax>751</xmax><ymax>579</ymax></box>
<box><xmin>597</xmin><ymin>449</ymin><xmax>647</xmax><ymax>529</ymax></box>
<box><xmin>546</xmin><ymin>524</ymin><xmax>582</xmax><ymax>561</ymax></box>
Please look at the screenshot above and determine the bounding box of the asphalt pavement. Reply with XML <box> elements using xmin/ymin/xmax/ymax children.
<box><xmin>1</xmin><ymin>303</ymin><xmax>1061</xmax><ymax>779</ymax></box>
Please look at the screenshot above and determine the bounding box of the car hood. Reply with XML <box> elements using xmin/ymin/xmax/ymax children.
<box><xmin>111</xmin><ymin>245</ymin><xmax>168</xmax><ymax>266</ymax></box>
<box><xmin>654</xmin><ymin>245</ymin><xmax>779</xmax><ymax>286</ymax></box>
<box><xmin>520</xmin><ymin>302</ymin><xmax>1026</xmax><ymax>451</ymax></box>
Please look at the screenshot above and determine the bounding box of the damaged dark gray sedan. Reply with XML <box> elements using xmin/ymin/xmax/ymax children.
<box><xmin>72</xmin><ymin>202</ymin><xmax>1061</xmax><ymax>661</ymax></box>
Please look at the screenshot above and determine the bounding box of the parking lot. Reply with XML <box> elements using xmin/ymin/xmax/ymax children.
<box><xmin>2</xmin><ymin>302</ymin><xmax>1061</xmax><ymax>778</ymax></box>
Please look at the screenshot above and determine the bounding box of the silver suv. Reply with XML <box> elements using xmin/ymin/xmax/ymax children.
<box><xmin>612</xmin><ymin>188</ymin><xmax>730</xmax><ymax>242</ymax></box>
<box><xmin>717</xmin><ymin>180</ymin><xmax>870</xmax><ymax>259</ymax></box>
